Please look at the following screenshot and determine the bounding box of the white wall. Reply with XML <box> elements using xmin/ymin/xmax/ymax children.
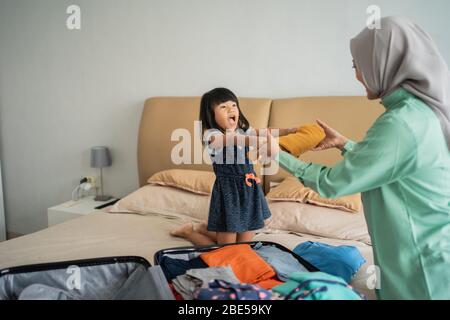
<box><xmin>1</xmin><ymin>0</ymin><xmax>450</xmax><ymax>235</ymax></box>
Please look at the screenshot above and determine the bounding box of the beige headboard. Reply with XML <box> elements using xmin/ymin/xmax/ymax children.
<box><xmin>137</xmin><ymin>96</ymin><xmax>384</xmax><ymax>192</ymax></box>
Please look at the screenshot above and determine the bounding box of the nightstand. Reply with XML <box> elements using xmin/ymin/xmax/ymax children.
<box><xmin>47</xmin><ymin>196</ymin><xmax>118</xmax><ymax>227</ymax></box>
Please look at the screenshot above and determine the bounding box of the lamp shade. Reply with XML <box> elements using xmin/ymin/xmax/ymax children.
<box><xmin>90</xmin><ymin>146</ymin><xmax>112</xmax><ymax>168</ymax></box>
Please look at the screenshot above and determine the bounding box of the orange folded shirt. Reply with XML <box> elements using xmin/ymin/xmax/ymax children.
<box><xmin>200</xmin><ymin>244</ymin><xmax>277</xmax><ymax>287</ymax></box>
<box><xmin>279</xmin><ymin>124</ymin><xmax>326</xmax><ymax>157</ymax></box>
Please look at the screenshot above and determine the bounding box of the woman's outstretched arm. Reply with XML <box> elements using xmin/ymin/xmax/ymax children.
<box><xmin>277</xmin><ymin>115</ymin><xmax>418</xmax><ymax>198</ymax></box>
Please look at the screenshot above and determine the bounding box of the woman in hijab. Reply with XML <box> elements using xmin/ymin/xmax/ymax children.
<box><xmin>274</xmin><ymin>16</ymin><xmax>450</xmax><ymax>300</ymax></box>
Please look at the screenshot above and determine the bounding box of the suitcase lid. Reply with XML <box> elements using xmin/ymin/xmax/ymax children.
<box><xmin>0</xmin><ymin>256</ymin><xmax>151</xmax><ymax>276</ymax></box>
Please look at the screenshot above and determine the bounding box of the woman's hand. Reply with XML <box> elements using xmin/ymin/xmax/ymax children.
<box><xmin>312</xmin><ymin>119</ymin><xmax>349</xmax><ymax>152</ymax></box>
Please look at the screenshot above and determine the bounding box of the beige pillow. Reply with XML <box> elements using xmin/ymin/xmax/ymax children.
<box><xmin>109</xmin><ymin>184</ymin><xmax>210</xmax><ymax>221</ymax></box>
<box><xmin>147</xmin><ymin>169</ymin><xmax>215</xmax><ymax>195</ymax></box>
<box><xmin>266</xmin><ymin>201</ymin><xmax>371</xmax><ymax>245</ymax></box>
<box><xmin>266</xmin><ymin>177</ymin><xmax>362</xmax><ymax>213</ymax></box>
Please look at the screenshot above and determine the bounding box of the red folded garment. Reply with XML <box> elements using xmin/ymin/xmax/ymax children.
<box><xmin>169</xmin><ymin>283</ymin><xmax>184</xmax><ymax>300</ymax></box>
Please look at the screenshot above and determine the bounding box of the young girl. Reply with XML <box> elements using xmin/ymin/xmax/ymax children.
<box><xmin>170</xmin><ymin>88</ymin><xmax>297</xmax><ymax>245</ymax></box>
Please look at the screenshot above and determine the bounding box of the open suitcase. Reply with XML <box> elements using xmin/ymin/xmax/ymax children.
<box><xmin>0</xmin><ymin>256</ymin><xmax>175</xmax><ymax>300</ymax></box>
<box><xmin>0</xmin><ymin>241</ymin><xmax>319</xmax><ymax>300</ymax></box>
<box><xmin>154</xmin><ymin>241</ymin><xmax>320</xmax><ymax>300</ymax></box>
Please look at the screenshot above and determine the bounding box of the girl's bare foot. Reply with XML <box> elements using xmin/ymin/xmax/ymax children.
<box><xmin>194</xmin><ymin>221</ymin><xmax>218</xmax><ymax>242</ymax></box>
<box><xmin>170</xmin><ymin>222</ymin><xmax>194</xmax><ymax>238</ymax></box>
<box><xmin>196</xmin><ymin>221</ymin><xmax>208</xmax><ymax>234</ymax></box>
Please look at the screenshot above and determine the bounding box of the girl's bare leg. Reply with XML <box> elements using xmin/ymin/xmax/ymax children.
<box><xmin>216</xmin><ymin>232</ymin><xmax>237</xmax><ymax>245</ymax></box>
<box><xmin>170</xmin><ymin>222</ymin><xmax>215</xmax><ymax>246</ymax></box>
<box><xmin>237</xmin><ymin>231</ymin><xmax>255</xmax><ymax>243</ymax></box>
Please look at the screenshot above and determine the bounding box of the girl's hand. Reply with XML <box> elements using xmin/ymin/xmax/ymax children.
<box><xmin>312</xmin><ymin>119</ymin><xmax>349</xmax><ymax>152</ymax></box>
<box><xmin>253</xmin><ymin>133</ymin><xmax>279</xmax><ymax>165</ymax></box>
<box><xmin>257</xmin><ymin>136</ymin><xmax>268</xmax><ymax>149</ymax></box>
<box><xmin>267</xmin><ymin>133</ymin><xmax>280</xmax><ymax>157</ymax></box>
<box><xmin>272</xmin><ymin>127</ymin><xmax>297</xmax><ymax>137</ymax></box>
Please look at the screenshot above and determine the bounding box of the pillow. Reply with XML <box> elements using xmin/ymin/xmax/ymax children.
<box><xmin>265</xmin><ymin>201</ymin><xmax>371</xmax><ymax>244</ymax></box>
<box><xmin>147</xmin><ymin>169</ymin><xmax>215</xmax><ymax>195</ymax></box>
<box><xmin>109</xmin><ymin>184</ymin><xmax>210</xmax><ymax>221</ymax></box>
<box><xmin>266</xmin><ymin>177</ymin><xmax>362</xmax><ymax>213</ymax></box>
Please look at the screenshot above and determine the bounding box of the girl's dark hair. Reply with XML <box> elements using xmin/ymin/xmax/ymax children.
<box><xmin>199</xmin><ymin>88</ymin><xmax>250</xmax><ymax>136</ymax></box>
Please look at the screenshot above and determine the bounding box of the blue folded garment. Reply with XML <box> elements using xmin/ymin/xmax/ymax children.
<box><xmin>159</xmin><ymin>256</ymin><xmax>208</xmax><ymax>281</ymax></box>
<box><xmin>293</xmin><ymin>241</ymin><xmax>366</xmax><ymax>283</ymax></box>
<box><xmin>253</xmin><ymin>242</ymin><xmax>308</xmax><ymax>281</ymax></box>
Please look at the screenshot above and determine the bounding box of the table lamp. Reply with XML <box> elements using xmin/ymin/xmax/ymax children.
<box><xmin>90</xmin><ymin>146</ymin><xmax>113</xmax><ymax>201</ymax></box>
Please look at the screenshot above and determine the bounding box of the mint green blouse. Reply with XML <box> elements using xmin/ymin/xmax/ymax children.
<box><xmin>278</xmin><ymin>88</ymin><xmax>450</xmax><ymax>300</ymax></box>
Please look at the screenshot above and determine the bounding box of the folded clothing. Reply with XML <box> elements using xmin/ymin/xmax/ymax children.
<box><xmin>172</xmin><ymin>266</ymin><xmax>240</xmax><ymax>300</ymax></box>
<box><xmin>293</xmin><ymin>241</ymin><xmax>366</xmax><ymax>283</ymax></box>
<box><xmin>254</xmin><ymin>278</ymin><xmax>284</xmax><ymax>290</ymax></box>
<box><xmin>194</xmin><ymin>280</ymin><xmax>272</xmax><ymax>300</ymax></box>
<box><xmin>199</xmin><ymin>244</ymin><xmax>278</xmax><ymax>288</ymax></box>
<box><xmin>253</xmin><ymin>242</ymin><xmax>308</xmax><ymax>281</ymax></box>
<box><xmin>164</xmin><ymin>252</ymin><xmax>201</xmax><ymax>261</ymax></box>
<box><xmin>159</xmin><ymin>256</ymin><xmax>208</xmax><ymax>281</ymax></box>
<box><xmin>169</xmin><ymin>284</ymin><xmax>184</xmax><ymax>300</ymax></box>
<box><xmin>278</xmin><ymin>124</ymin><xmax>326</xmax><ymax>157</ymax></box>
<box><xmin>272</xmin><ymin>272</ymin><xmax>364</xmax><ymax>300</ymax></box>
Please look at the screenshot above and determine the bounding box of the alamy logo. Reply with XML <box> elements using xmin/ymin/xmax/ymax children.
<box><xmin>366</xmin><ymin>5</ymin><xmax>381</xmax><ymax>30</ymax></box>
<box><xmin>66</xmin><ymin>265</ymin><xmax>81</xmax><ymax>290</ymax></box>
<box><xmin>66</xmin><ymin>5</ymin><xmax>81</xmax><ymax>30</ymax></box>
<box><xmin>366</xmin><ymin>264</ymin><xmax>381</xmax><ymax>290</ymax></box>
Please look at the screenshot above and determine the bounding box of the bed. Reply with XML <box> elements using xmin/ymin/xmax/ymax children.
<box><xmin>0</xmin><ymin>95</ymin><xmax>384</xmax><ymax>299</ymax></box>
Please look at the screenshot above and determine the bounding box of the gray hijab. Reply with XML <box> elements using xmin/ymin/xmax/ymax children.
<box><xmin>350</xmin><ymin>16</ymin><xmax>450</xmax><ymax>150</ymax></box>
